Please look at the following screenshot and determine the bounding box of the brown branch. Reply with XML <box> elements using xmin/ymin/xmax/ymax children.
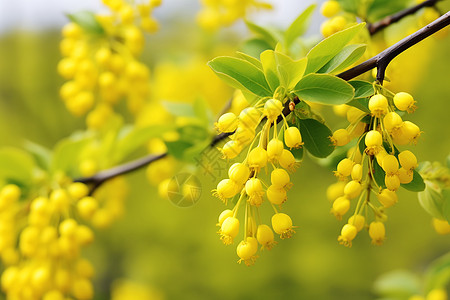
<box><xmin>339</xmin><ymin>11</ymin><xmax>450</xmax><ymax>83</ymax></box>
<box><xmin>368</xmin><ymin>0</ymin><xmax>440</xmax><ymax>35</ymax></box>
<box><xmin>75</xmin><ymin>10</ymin><xmax>450</xmax><ymax>192</ymax></box>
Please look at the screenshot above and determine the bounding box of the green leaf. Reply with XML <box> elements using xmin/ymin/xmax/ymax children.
<box><xmin>401</xmin><ymin>170</ymin><xmax>425</xmax><ymax>192</ymax></box>
<box><xmin>166</xmin><ymin>124</ymin><xmax>210</xmax><ymax>162</ymax></box>
<box><xmin>418</xmin><ymin>182</ymin><xmax>445</xmax><ymax>219</ymax></box>
<box><xmin>260</xmin><ymin>50</ymin><xmax>280</xmax><ymax>91</ymax></box>
<box><xmin>193</xmin><ymin>98</ymin><xmax>213</xmax><ymax>127</ymax></box>
<box><xmin>51</xmin><ymin>134</ymin><xmax>94</xmax><ymax>175</ymax></box>
<box><xmin>373</xmin><ymin>270</ymin><xmax>421</xmax><ymax>297</ymax></box>
<box><xmin>67</xmin><ymin>11</ymin><xmax>104</xmax><ymax>35</ymax></box>
<box><xmin>305</xmin><ymin>23</ymin><xmax>365</xmax><ymax>74</ymax></box>
<box><xmin>318</xmin><ymin>44</ymin><xmax>366</xmax><ymax>74</ymax></box>
<box><xmin>284</xmin><ymin>4</ymin><xmax>316</xmax><ymax>48</ymax></box>
<box><xmin>236</xmin><ymin>52</ymin><xmax>263</xmax><ymax>70</ymax></box>
<box><xmin>373</xmin><ymin>158</ymin><xmax>387</xmax><ymax>189</ymax></box>
<box><xmin>424</xmin><ymin>252</ymin><xmax>450</xmax><ymax>292</ymax></box>
<box><xmin>165</xmin><ymin>140</ymin><xmax>194</xmax><ymax>160</ymax></box>
<box><xmin>293</xmin><ymin>73</ymin><xmax>355</xmax><ymax>105</ymax></box>
<box><xmin>24</xmin><ymin>141</ymin><xmax>51</xmax><ymax>171</ymax></box>
<box><xmin>298</xmin><ymin>118</ymin><xmax>334</xmax><ymax>158</ymax></box>
<box><xmin>441</xmin><ymin>189</ymin><xmax>450</xmax><ymax>223</ymax></box>
<box><xmin>0</xmin><ymin>148</ymin><xmax>35</xmax><ymax>184</ymax></box>
<box><xmin>346</xmin><ymin>98</ymin><xmax>370</xmax><ymax>113</ymax></box>
<box><xmin>240</xmin><ymin>38</ymin><xmax>273</xmax><ymax>58</ymax></box>
<box><xmin>208</xmin><ymin>56</ymin><xmax>272</xmax><ymax>97</ymax></box>
<box><xmin>115</xmin><ymin>125</ymin><xmax>174</xmax><ymax>161</ymax></box>
<box><xmin>337</xmin><ymin>0</ymin><xmax>359</xmax><ymax>15</ymax></box>
<box><xmin>349</xmin><ymin>80</ymin><xmax>375</xmax><ymax>98</ymax></box>
<box><xmin>274</xmin><ymin>52</ymin><xmax>307</xmax><ymax>90</ymax></box>
<box><xmin>245</xmin><ymin>21</ymin><xmax>279</xmax><ymax>48</ymax></box>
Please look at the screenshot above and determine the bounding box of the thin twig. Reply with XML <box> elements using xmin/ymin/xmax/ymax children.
<box><xmin>339</xmin><ymin>11</ymin><xmax>450</xmax><ymax>83</ymax></box>
<box><xmin>368</xmin><ymin>0</ymin><xmax>440</xmax><ymax>35</ymax></box>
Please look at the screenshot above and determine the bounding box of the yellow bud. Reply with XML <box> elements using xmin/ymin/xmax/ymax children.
<box><xmin>232</xmin><ymin>125</ymin><xmax>255</xmax><ymax>145</ymax></box>
<box><xmin>215</xmin><ymin>112</ymin><xmax>238</xmax><ymax>133</ymax></box>
<box><xmin>239</xmin><ymin>107</ymin><xmax>261</xmax><ymax>129</ymax></box>
<box><xmin>351</xmin><ymin>163</ymin><xmax>363</xmax><ymax>182</ymax></box>
<box><xmin>72</xmin><ymin>278</ymin><xmax>94</xmax><ymax>300</ymax></box>
<box><xmin>271</xmin><ymin>213</ymin><xmax>295</xmax><ymax>239</ymax></box>
<box><xmin>271</xmin><ymin>168</ymin><xmax>290</xmax><ymax>188</ymax></box>
<box><xmin>369</xmin><ymin>221</ymin><xmax>385</xmax><ymax>245</ymax></box>
<box><xmin>426</xmin><ymin>289</ymin><xmax>447</xmax><ymax>300</ymax></box>
<box><xmin>218</xmin><ymin>209</ymin><xmax>233</xmax><ymax>227</ymax></box>
<box><xmin>228</xmin><ymin>163</ymin><xmax>250</xmax><ymax>185</ymax></box>
<box><xmin>267</xmin><ymin>139</ymin><xmax>284</xmax><ymax>161</ymax></box>
<box><xmin>248</xmin><ymin>147</ymin><xmax>268</xmax><ymax>169</ymax></box>
<box><xmin>284</xmin><ymin>127</ymin><xmax>303</xmax><ymax>149</ymax></box>
<box><xmin>263</xmin><ymin>99</ymin><xmax>283</xmax><ymax>120</ymax></box>
<box><xmin>368</xmin><ymin>94</ymin><xmax>388</xmax><ymax>117</ymax></box>
<box><xmin>266</xmin><ymin>185</ymin><xmax>287</xmax><ymax>205</ymax></box>
<box><xmin>68</xmin><ymin>182</ymin><xmax>89</xmax><ymax>200</ymax></box>
<box><xmin>385</xmin><ymin>174</ymin><xmax>400</xmax><ymax>191</ymax></box>
<box><xmin>398</xmin><ymin>150</ymin><xmax>418</xmax><ymax>170</ymax></box>
<box><xmin>344</xmin><ymin>180</ymin><xmax>362</xmax><ymax>199</ymax></box>
<box><xmin>348</xmin><ymin>214</ymin><xmax>365</xmax><ymax>232</ymax></box>
<box><xmin>236</xmin><ymin>237</ymin><xmax>258</xmax><ymax>265</ymax></box>
<box><xmin>320</xmin><ymin>0</ymin><xmax>340</xmax><ymax>17</ymax></box>
<box><xmin>256</xmin><ymin>224</ymin><xmax>276</xmax><ymax>250</ymax></box>
<box><xmin>382</xmin><ymin>155</ymin><xmax>399</xmax><ymax>175</ymax></box>
<box><xmin>432</xmin><ymin>218</ymin><xmax>450</xmax><ymax>235</ymax></box>
<box><xmin>327</xmin><ymin>181</ymin><xmax>346</xmax><ymax>202</ymax></box>
<box><xmin>398</xmin><ymin>167</ymin><xmax>414</xmax><ymax>184</ymax></box>
<box><xmin>220</xmin><ymin>140</ymin><xmax>242</xmax><ymax>159</ymax></box>
<box><xmin>335</xmin><ymin>158</ymin><xmax>354</xmax><ymax>178</ymax></box>
<box><xmin>365</xmin><ymin>130</ymin><xmax>383</xmax><ymax>155</ymax></box>
<box><xmin>394</xmin><ymin>92</ymin><xmax>416</xmax><ymax>113</ymax></box>
<box><xmin>331</xmin><ymin>196</ymin><xmax>350</xmax><ymax>220</ymax></box>
<box><xmin>377</xmin><ymin>189</ymin><xmax>398</xmax><ymax>208</ymax></box>
<box><xmin>332</xmin><ymin>128</ymin><xmax>350</xmax><ymax>146</ymax></box>
<box><xmin>338</xmin><ymin>224</ymin><xmax>357</xmax><ymax>247</ymax></box>
<box><xmin>279</xmin><ymin>149</ymin><xmax>298</xmax><ymax>172</ymax></box>
<box><xmin>383</xmin><ymin>112</ymin><xmax>403</xmax><ymax>133</ymax></box>
<box><xmin>220</xmin><ymin>217</ymin><xmax>240</xmax><ymax>245</ymax></box>
<box><xmin>77</xmin><ymin>196</ymin><xmax>99</xmax><ymax>220</ymax></box>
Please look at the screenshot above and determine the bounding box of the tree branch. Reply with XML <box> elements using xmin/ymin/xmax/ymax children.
<box><xmin>75</xmin><ymin>10</ymin><xmax>450</xmax><ymax>192</ymax></box>
<box><xmin>339</xmin><ymin>11</ymin><xmax>450</xmax><ymax>83</ymax></box>
<box><xmin>368</xmin><ymin>0</ymin><xmax>440</xmax><ymax>35</ymax></box>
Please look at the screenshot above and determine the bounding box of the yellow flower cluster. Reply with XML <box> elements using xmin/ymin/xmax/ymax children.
<box><xmin>319</xmin><ymin>0</ymin><xmax>354</xmax><ymax>38</ymax></box>
<box><xmin>213</xmin><ymin>97</ymin><xmax>301</xmax><ymax>265</ymax></box>
<box><xmin>0</xmin><ymin>176</ymin><xmax>128</xmax><ymax>299</ymax></box>
<box><xmin>328</xmin><ymin>89</ymin><xmax>421</xmax><ymax>247</ymax></box>
<box><xmin>197</xmin><ymin>0</ymin><xmax>272</xmax><ymax>31</ymax></box>
<box><xmin>58</xmin><ymin>0</ymin><xmax>161</xmax><ymax>127</ymax></box>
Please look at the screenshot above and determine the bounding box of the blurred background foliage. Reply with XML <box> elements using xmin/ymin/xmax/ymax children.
<box><xmin>0</xmin><ymin>1</ymin><xmax>449</xmax><ymax>299</ymax></box>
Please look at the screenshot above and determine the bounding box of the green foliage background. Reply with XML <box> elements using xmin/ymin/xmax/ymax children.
<box><xmin>0</xmin><ymin>11</ymin><xmax>450</xmax><ymax>300</ymax></box>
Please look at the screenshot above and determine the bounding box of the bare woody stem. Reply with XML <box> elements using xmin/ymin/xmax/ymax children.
<box><xmin>75</xmin><ymin>11</ymin><xmax>450</xmax><ymax>192</ymax></box>
<box><xmin>339</xmin><ymin>11</ymin><xmax>450</xmax><ymax>83</ymax></box>
<box><xmin>368</xmin><ymin>0</ymin><xmax>440</xmax><ymax>35</ymax></box>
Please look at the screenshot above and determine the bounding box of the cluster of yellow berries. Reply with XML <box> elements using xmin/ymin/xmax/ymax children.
<box><xmin>213</xmin><ymin>97</ymin><xmax>302</xmax><ymax>265</ymax></box>
<box><xmin>320</xmin><ymin>0</ymin><xmax>353</xmax><ymax>37</ymax></box>
<box><xmin>0</xmin><ymin>176</ymin><xmax>127</xmax><ymax>299</ymax></box>
<box><xmin>58</xmin><ymin>0</ymin><xmax>161</xmax><ymax>126</ymax></box>
<box><xmin>328</xmin><ymin>89</ymin><xmax>421</xmax><ymax>247</ymax></box>
<box><xmin>197</xmin><ymin>0</ymin><xmax>272</xmax><ymax>30</ymax></box>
